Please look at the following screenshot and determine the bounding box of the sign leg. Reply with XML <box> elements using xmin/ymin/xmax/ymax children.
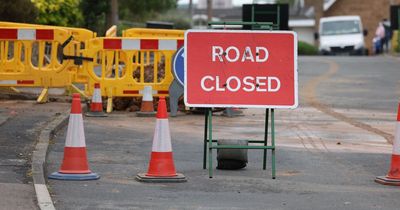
<box><xmin>263</xmin><ymin>108</ymin><xmax>269</xmax><ymax>170</ymax></box>
<box><xmin>208</xmin><ymin>109</ymin><xmax>213</xmax><ymax>178</ymax></box>
<box><xmin>203</xmin><ymin>108</ymin><xmax>209</xmax><ymax>169</ymax></box>
<box><xmin>271</xmin><ymin>109</ymin><xmax>276</xmax><ymax>179</ymax></box>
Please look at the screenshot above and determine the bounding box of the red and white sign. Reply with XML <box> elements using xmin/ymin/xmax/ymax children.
<box><xmin>184</xmin><ymin>30</ymin><xmax>298</xmax><ymax>108</ymax></box>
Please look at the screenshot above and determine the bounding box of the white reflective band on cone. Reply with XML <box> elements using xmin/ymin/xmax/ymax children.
<box><xmin>152</xmin><ymin>119</ymin><xmax>172</xmax><ymax>152</ymax></box>
<box><xmin>142</xmin><ymin>86</ymin><xmax>153</xmax><ymax>102</ymax></box>
<box><xmin>65</xmin><ymin>114</ymin><xmax>86</xmax><ymax>147</ymax></box>
<box><xmin>393</xmin><ymin>122</ymin><xmax>400</xmax><ymax>155</ymax></box>
<box><xmin>92</xmin><ymin>88</ymin><xmax>102</xmax><ymax>103</ymax></box>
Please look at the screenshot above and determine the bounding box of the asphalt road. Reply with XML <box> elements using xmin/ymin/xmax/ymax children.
<box><xmin>0</xmin><ymin>101</ymin><xmax>68</xmax><ymax>210</ymax></box>
<box><xmin>45</xmin><ymin>56</ymin><xmax>400</xmax><ymax>210</ymax></box>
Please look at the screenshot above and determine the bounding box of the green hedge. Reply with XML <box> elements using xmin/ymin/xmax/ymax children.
<box><xmin>298</xmin><ymin>41</ymin><xmax>318</xmax><ymax>55</ymax></box>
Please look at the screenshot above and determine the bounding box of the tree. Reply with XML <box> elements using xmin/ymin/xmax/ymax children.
<box><xmin>80</xmin><ymin>0</ymin><xmax>110</xmax><ymax>34</ymax></box>
<box><xmin>31</xmin><ymin>0</ymin><xmax>83</xmax><ymax>27</ymax></box>
<box><xmin>0</xmin><ymin>0</ymin><xmax>37</xmax><ymax>23</ymax></box>
<box><xmin>119</xmin><ymin>0</ymin><xmax>177</xmax><ymax>22</ymax></box>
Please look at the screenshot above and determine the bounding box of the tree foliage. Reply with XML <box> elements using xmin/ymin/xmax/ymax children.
<box><xmin>119</xmin><ymin>0</ymin><xmax>177</xmax><ymax>22</ymax></box>
<box><xmin>31</xmin><ymin>0</ymin><xmax>83</xmax><ymax>26</ymax></box>
<box><xmin>0</xmin><ymin>0</ymin><xmax>37</xmax><ymax>23</ymax></box>
<box><xmin>80</xmin><ymin>0</ymin><xmax>110</xmax><ymax>34</ymax></box>
<box><xmin>0</xmin><ymin>0</ymin><xmax>180</xmax><ymax>33</ymax></box>
<box><xmin>155</xmin><ymin>10</ymin><xmax>191</xmax><ymax>29</ymax></box>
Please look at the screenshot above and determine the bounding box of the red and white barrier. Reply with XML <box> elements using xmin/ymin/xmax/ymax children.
<box><xmin>0</xmin><ymin>29</ymin><xmax>54</xmax><ymax>40</ymax></box>
<box><xmin>0</xmin><ymin>80</ymin><xmax>34</xmax><ymax>85</ymax></box>
<box><xmin>103</xmin><ymin>38</ymin><xmax>184</xmax><ymax>50</ymax></box>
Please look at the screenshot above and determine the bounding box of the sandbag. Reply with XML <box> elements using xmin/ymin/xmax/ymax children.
<box><xmin>217</xmin><ymin>139</ymin><xmax>248</xmax><ymax>170</ymax></box>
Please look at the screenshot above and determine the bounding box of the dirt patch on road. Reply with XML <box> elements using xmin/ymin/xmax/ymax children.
<box><xmin>302</xmin><ymin>58</ymin><xmax>394</xmax><ymax>144</ymax></box>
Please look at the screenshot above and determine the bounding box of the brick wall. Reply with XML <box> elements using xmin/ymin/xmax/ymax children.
<box><xmin>322</xmin><ymin>0</ymin><xmax>400</xmax><ymax>53</ymax></box>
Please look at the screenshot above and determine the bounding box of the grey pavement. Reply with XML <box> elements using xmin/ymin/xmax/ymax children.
<box><xmin>0</xmin><ymin>55</ymin><xmax>398</xmax><ymax>210</ymax></box>
<box><xmin>46</xmin><ymin>108</ymin><xmax>399</xmax><ymax>210</ymax></box>
<box><xmin>0</xmin><ymin>100</ymin><xmax>68</xmax><ymax>210</ymax></box>
<box><xmin>46</xmin><ymin>56</ymin><xmax>400</xmax><ymax>210</ymax></box>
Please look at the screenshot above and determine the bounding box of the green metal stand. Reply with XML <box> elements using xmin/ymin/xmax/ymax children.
<box><xmin>203</xmin><ymin>108</ymin><xmax>276</xmax><ymax>179</ymax></box>
<box><xmin>202</xmin><ymin>3</ymin><xmax>281</xmax><ymax>179</ymax></box>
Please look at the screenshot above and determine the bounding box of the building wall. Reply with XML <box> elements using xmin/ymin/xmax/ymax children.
<box><xmin>323</xmin><ymin>0</ymin><xmax>400</xmax><ymax>53</ymax></box>
<box><xmin>292</xmin><ymin>27</ymin><xmax>315</xmax><ymax>44</ymax></box>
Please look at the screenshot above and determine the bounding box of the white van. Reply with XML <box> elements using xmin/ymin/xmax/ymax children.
<box><xmin>317</xmin><ymin>16</ymin><xmax>367</xmax><ymax>55</ymax></box>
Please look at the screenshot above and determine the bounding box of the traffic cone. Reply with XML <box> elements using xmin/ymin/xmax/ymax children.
<box><xmin>136</xmin><ymin>86</ymin><xmax>156</xmax><ymax>117</ymax></box>
<box><xmin>85</xmin><ymin>83</ymin><xmax>107</xmax><ymax>117</ymax></box>
<box><xmin>136</xmin><ymin>96</ymin><xmax>186</xmax><ymax>182</ymax></box>
<box><xmin>49</xmin><ymin>93</ymin><xmax>100</xmax><ymax>181</ymax></box>
<box><xmin>375</xmin><ymin>102</ymin><xmax>400</xmax><ymax>186</ymax></box>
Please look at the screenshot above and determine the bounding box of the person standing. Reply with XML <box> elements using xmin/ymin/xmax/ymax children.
<box><xmin>375</xmin><ymin>22</ymin><xmax>385</xmax><ymax>54</ymax></box>
<box><xmin>382</xmin><ymin>19</ymin><xmax>392</xmax><ymax>53</ymax></box>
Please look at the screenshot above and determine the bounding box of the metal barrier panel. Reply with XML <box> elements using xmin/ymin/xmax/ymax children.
<box><xmin>83</xmin><ymin>37</ymin><xmax>184</xmax><ymax>98</ymax></box>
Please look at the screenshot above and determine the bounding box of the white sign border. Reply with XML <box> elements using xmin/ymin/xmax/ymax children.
<box><xmin>184</xmin><ymin>29</ymin><xmax>298</xmax><ymax>109</ymax></box>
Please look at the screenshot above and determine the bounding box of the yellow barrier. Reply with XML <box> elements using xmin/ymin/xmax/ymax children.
<box><xmin>123</xmin><ymin>28</ymin><xmax>184</xmax><ymax>38</ymax></box>
<box><xmin>0</xmin><ymin>23</ymin><xmax>186</xmax><ymax>111</ymax></box>
<box><xmin>0</xmin><ymin>27</ymin><xmax>75</xmax><ymax>102</ymax></box>
<box><xmin>83</xmin><ymin>37</ymin><xmax>184</xmax><ymax>112</ymax></box>
<box><xmin>392</xmin><ymin>30</ymin><xmax>398</xmax><ymax>53</ymax></box>
<box><xmin>106</xmin><ymin>25</ymin><xmax>117</xmax><ymax>37</ymax></box>
<box><xmin>0</xmin><ymin>22</ymin><xmax>97</xmax><ymax>100</ymax></box>
<box><xmin>104</xmin><ymin>25</ymin><xmax>118</xmax><ymax>78</ymax></box>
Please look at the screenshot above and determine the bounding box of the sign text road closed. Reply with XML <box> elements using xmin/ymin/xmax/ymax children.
<box><xmin>184</xmin><ymin>30</ymin><xmax>298</xmax><ymax>108</ymax></box>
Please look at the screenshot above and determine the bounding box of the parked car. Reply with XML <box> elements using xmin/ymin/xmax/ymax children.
<box><xmin>316</xmin><ymin>16</ymin><xmax>368</xmax><ymax>55</ymax></box>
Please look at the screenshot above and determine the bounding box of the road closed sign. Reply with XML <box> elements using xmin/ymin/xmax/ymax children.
<box><xmin>184</xmin><ymin>30</ymin><xmax>298</xmax><ymax>108</ymax></box>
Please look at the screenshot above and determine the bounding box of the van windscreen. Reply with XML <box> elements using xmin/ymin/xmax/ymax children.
<box><xmin>321</xmin><ymin>20</ymin><xmax>360</xmax><ymax>35</ymax></box>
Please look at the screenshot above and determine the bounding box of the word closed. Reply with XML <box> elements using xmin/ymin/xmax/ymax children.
<box><xmin>185</xmin><ymin>30</ymin><xmax>298</xmax><ymax>108</ymax></box>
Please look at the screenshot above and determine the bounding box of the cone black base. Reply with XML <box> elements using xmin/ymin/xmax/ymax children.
<box><xmin>136</xmin><ymin>173</ymin><xmax>186</xmax><ymax>183</ymax></box>
<box><xmin>136</xmin><ymin>111</ymin><xmax>156</xmax><ymax>117</ymax></box>
<box><xmin>85</xmin><ymin>112</ymin><xmax>107</xmax><ymax>117</ymax></box>
<box><xmin>375</xmin><ymin>176</ymin><xmax>400</xmax><ymax>186</ymax></box>
<box><xmin>48</xmin><ymin>172</ymin><xmax>100</xmax><ymax>181</ymax></box>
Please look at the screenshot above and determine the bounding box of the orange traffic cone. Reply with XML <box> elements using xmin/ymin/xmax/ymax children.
<box><xmin>136</xmin><ymin>96</ymin><xmax>186</xmax><ymax>182</ymax></box>
<box><xmin>136</xmin><ymin>86</ymin><xmax>156</xmax><ymax>117</ymax></box>
<box><xmin>86</xmin><ymin>83</ymin><xmax>106</xmax><ymax>117</ymax></box>
<box><xmin>375</xmin><ymin>102</ymin><xmax>400</xmax><ymax>186</ymax></box>
<box><xmin>49</xmin><ymin>93</ymin><xmax>100</xmax><ymax>180</ymax></box>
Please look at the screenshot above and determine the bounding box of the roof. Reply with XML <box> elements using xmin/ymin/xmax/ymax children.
<box><xmin>320</xmin><ymin>15</ymin><xmax>361</xmax><ymax>22</ymax></box>
<box><xmin>289</xmin><ymin>19</ymin><xmax>315</xmax><ymax>27</ymax></box>
<box><xmin>324</xmin><ymin>0</ymin><xmax>337</xmax><ymax>11</ymax></box>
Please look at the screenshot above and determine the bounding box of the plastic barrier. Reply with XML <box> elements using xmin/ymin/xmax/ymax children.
<box><xmin>0</xmin><ymin>27</ymin><xmax>77</xmax><ymax>102</ymax></box>
<box><xmin>123</xmin><ymin>28</ymin><xmax>185</xmax><ymax>115</ymax></box>
<box><xmin>105</xmin><ymin>25</ymin><xmax>117</xmax><ymax>37</ymax></box>
<box><xmin>392</xmin><ymin>30</ymin><xmax>399</xmax><ymax>53</ymax></box>
<box><xmin>104</xmin><ymin>25</ymin><xmax>118</xmax><ymax>79</ymax></box>
<box><xmin>0</xmin><ymin>22</ymin><xmax>97</xmax><ymax>100</ymax></box>
<box><xmin>83</xmin><ymin>37</ymin><xmax>184</xmax><ymax>112</ymax></box>
<box><xmin>122</xmin><ymin>28</ymin><xmax>184</xmax><ymax>39</ymax></box>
